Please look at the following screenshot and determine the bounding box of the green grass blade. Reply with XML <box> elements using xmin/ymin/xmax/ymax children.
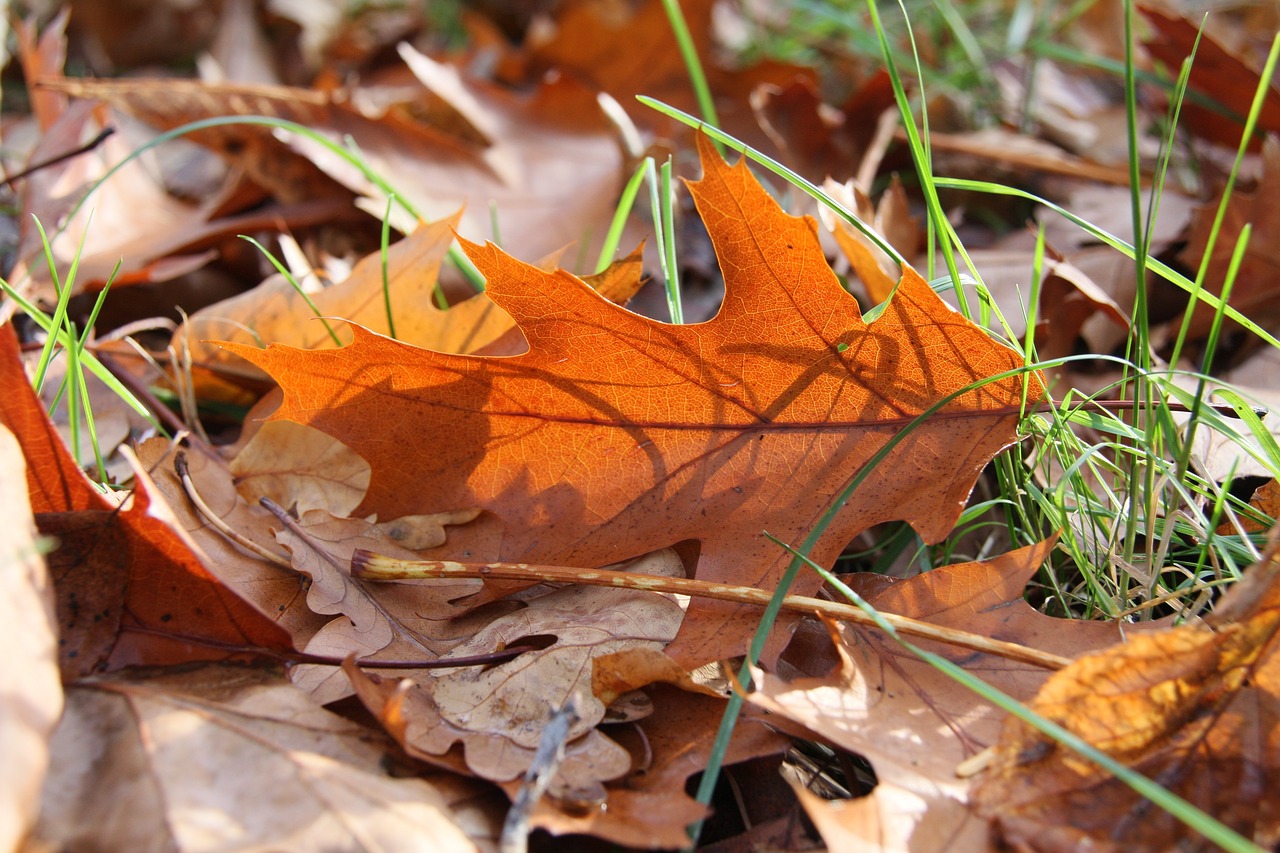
<box><xmin>0</xmin><ymin>280</ymin><xmax>156</xmax><ymax>425</ymax></box>
<box><xmin>660</xmin><ymin>157</ymin><xmax>684</xmax><ymax>324</ymax></box>
<box><xmin>689</xmin><ymin>357</ymin><xmax>1051</xmax><ymax>845</ymax></box>
<box><xmin>30</xmin><ymin>215</ymin><xmax>84</xmax><ymax>393</ymax></box>
<box><xmin>1169</xmin><ymin>30</ymin><xmax>1280</xmax><ymax>366</ymax></box>
<box><xmin>380</xmin><ymin>195</ymin><xmax>398</xmax><ymax>341</ymax></box>
<box><xmin>659</xmin><ymin>0</ymin><xmax>719</xmax><ymax>132</ymax></box>
<box><xmin>595</xmin><ymin>160</ymin><xmax>648</xmax><ymax>274</ymax></box>
<box><xmin>637</xmin><ymin>97</ymin><xmax>904</xmax><ymax>263</ymax></box>
<box><xmin>238</xmin><ymin>235</ymin><xmax>343</xmax><ymax>347</ymax></box>
<box><xmin>931</xmin><ymin>178</ymin><xmax>1280</xmax><ymax>351</ymax></box>
<box><xmin>868</xmin><ymin>0</ymin><xmax>969</xmax><ymax>316</ymax></box>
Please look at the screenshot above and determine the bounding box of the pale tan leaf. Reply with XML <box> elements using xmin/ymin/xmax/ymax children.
<box><xmin>231</xmin><ymin>419</ymin><xmax>372</xmax><ymax>517</ymax></box>
<box><xmin>0</xmin><ymin>425</ymin><xmax>61</xmax><ymax>853</ymax></box>
<box><xmin>34</xmin><ymin>666</ymin><xmax>485</xmax><ymax>852</ymax></box>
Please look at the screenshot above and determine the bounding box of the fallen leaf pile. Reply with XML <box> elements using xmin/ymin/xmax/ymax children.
<box><xmin>6</xmin><ymin>1</ymin><xmax>1280</xmax><ymax>851</ymax></box>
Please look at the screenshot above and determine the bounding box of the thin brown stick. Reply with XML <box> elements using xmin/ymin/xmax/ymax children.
<box><xmin>1</xmin><ymin>127</ymin><xmax>115</xmax><ymax>187</ymax></box>
<box><xmin>352</xmin><ymin>551</ymin><xmax>1073</xmax><ymax>670</ymax></box>
<box><xmin>175</xmin><ymin>451</ymin><xmax>294</xmax><ymax>568</ymax></box>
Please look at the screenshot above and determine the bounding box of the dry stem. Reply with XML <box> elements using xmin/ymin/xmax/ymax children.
<box><xmin>353</xmin><ymin>551</ymin><xmax>1073</xmax><ymax>670</ymax></box>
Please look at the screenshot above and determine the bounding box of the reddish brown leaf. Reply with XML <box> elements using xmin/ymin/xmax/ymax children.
<box><xmin>497</xmin><ymin>0</ymin><xmax>815</xmax><ymax>157</ymax></box>
<box><xmin>228</xmin><ymin>135</ymin><xmax>1044</xmax><ymax>666</ymax></box>
<box><xmin>1220</xmin><ymin>476</ymin><xmax>1280</xmax><ymax>534</ymax></box>
<box><xmin>1177</xmin><ymin>135</ymin><xmax>1280</xmax><ymax>341</ymax></box>
<box><xmin>1142</xmin><ymin>5</ymin><xmax>1280</xmax><ymax>150</ymax></box>
<box><xmin>0</xmin><ymin>323</ymin><xmax>292</xmax><ymax>669</ymax></box>
<box><xmin>0</xmin><ymin>325</ymin><xmax>103</xmax><ymax>514</ymax></box>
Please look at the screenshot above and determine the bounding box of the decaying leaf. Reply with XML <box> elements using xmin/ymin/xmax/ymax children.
<box><xmin>343</xmin><ymin>550</ymin><xmax>685</xmax><ymax>786</ymax></box>
<box><xmin>34</xmin><ymin>665</ymin><xmax>491</xmax><ymax>852</ymax></box>
<box><xmin>351</xmin><ymin>668</ymin><xmax>788</xmax><ymax>850</ymax></box>
<box><xmin>269</xmin><ymin>504</ymin><xmax>494</xmax><ymax>704</ymax></box>
<box><xmin>229</xmin><ymin>134</ymin><xmax>1044</xmax><ymax>667</ymax></box>
<box><xmin>974</xmin><ymin>547</ymin><xmax>1280</xmax><ymax>851</ymax></box>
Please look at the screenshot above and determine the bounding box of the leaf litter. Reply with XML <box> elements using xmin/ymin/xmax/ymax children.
<box><xmin>5</xmin><ymin>1</ymin><xmax>1280</xmax><ymax>850</ymax></box>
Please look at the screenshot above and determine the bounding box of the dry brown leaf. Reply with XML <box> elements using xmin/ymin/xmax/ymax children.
<box><xmin>1142</xmin><ymin>5</ymin><xmax>1280</xmax><ymax>150</ymax></box>
<box><xmin>361</xmin><ymin>550</ymin><xmax>686</xmax><ymax>788</ymax></box>
<box><xmin>1033</xmin><ymin>256</ymin><xmax>1130</xmax><ymax>391</ymax></box>
<box><xmin>351</xmin><ymin>669</ymin><xmax>788</xmax><ymax>850</ymax></box>
<box><xmin>33</xmin><ymin>665</ymin><xmax>489</xmax><ymax>852</ymax></box>
<box><xmin>1176</xmin><ymin>135</ymin><xmax>1280</xmax><ymax>341</ymax></box>
<box><xmin>231</xmin><ymin>418</ymin><xmax>373</xmax><ymax>517</ymax></box>
<box><xmin>751</xmin><ymin>71</ymin><xmax>898</xmax><ymax>185</ymax></box>
<box><xmin>0</xmin><ymin>425</ymin><xmax>62</xmax><ymax>853</ymax></box>
<box><xmin>940</xmin><ymin>125</ymin><xmax>1130</xmax><ymax>183</ymax></box>
<box><xmin>974</xmin><ymin>549</ymin><xmax>1280</xmax><ymax>851</ymax></box>
<box><xmin>50</xmin><ymin>47</ymin><xmax>626</xmax><ymax>267</ymax></box>
<box><xmin>271</xmin><ymin>506</ymin><xmax>493</xmax><ymax>703</ymax></box>
<box><xmin>746</xmin><ymin>542</ymin><xmax>1124</xmax><ymax>852</ymax></box>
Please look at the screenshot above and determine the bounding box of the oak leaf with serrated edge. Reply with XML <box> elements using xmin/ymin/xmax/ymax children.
<box><xmin>227</xmin><ymin>134</ymin><xmax>1045</xmax><ymax>666</ymax></box>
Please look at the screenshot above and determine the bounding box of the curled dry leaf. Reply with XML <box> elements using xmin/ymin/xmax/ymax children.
<box><xmin>272</xmin><ymin>506</ymin><xmax>494</xmax><ymax>704</ymax></box>
<box><xmin>34</xmin><ymin>665</ymin><xmax>490</xmax><ymax>853</ymax></box>
<box><xmin>822</xmin><ymin>175</ymin><xmax>921</xmax><ymax>305</ymax></box>
<box><xmin>974</xmin><ymin>550</ymin><xmax>1280</xmax><ymax>851</ymax></box>
<box><xmin>229</xmin><ymin>134</ymin><xmax>1044</xmax><ymax>667</ymax></box>
<box><xmin>747</xmin><ymin>542</ymin><xmax>1123</xmax><ymax>852</ymax></box>
<box><xmin>0</xmin><ymin>425</ymin><xmax>62</xmax><ymax>853</ymax></box>
<box><xmin>345</xmin><ymin>550</ymin><xmax>686</xmax><ymax>792</ymax></box>
<box><xmin>350</xmin><ymin>670</ymin><xmax>787</xmax><ymax>850</ymax></box>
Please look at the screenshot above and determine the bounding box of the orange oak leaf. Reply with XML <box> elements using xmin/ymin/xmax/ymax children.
<box><xmin>228</xmin><ymin>135</ymin><xmax>1044</xmax><ymax>666</ymax></box>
